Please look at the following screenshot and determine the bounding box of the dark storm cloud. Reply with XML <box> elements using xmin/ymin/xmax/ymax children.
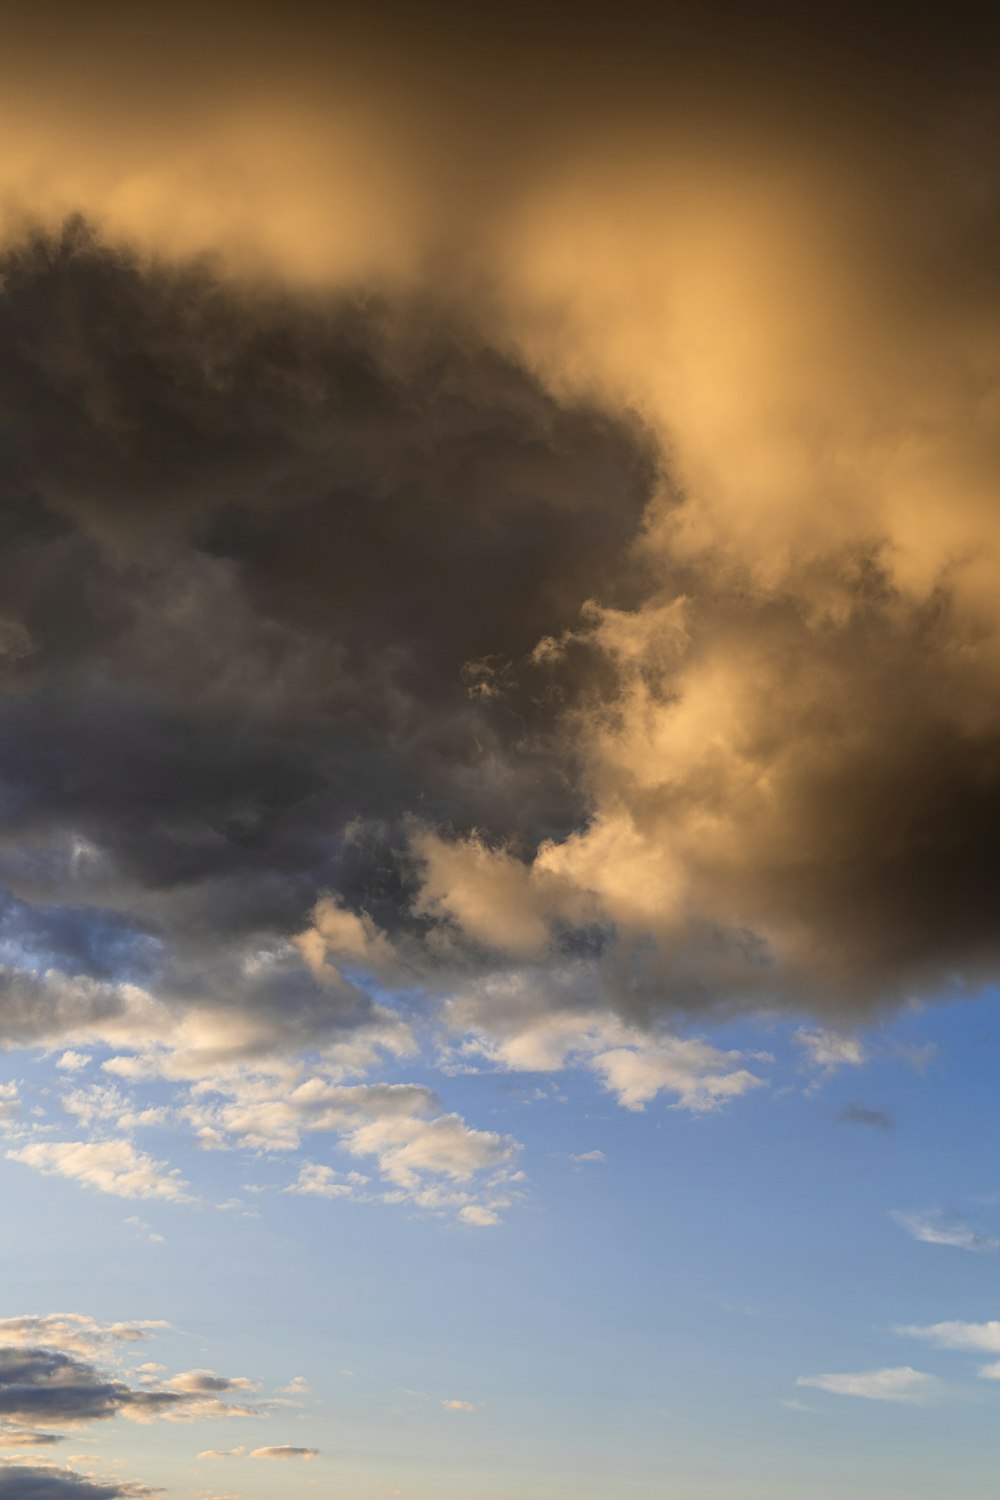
<box><xmin>0</xmin><ymin>0</ymin><xmax>995</xmax><ymax>1046</ymax></box>
<box><xmin>0</xmin><ymin>222</ymin><xmax>653</xmax><ymax>1029</ymax></box>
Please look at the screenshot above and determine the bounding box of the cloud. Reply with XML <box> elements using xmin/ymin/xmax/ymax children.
<box><xmin>837</xmin><ymin>1105</ymin><xmax>892</xmax><ymax>1131</ymax></box>
<box><xmin>892</xmin><ymin>1211</ymin><xmax>1000</xmax><ymax>1253</ymax></box>
<box><xmin>196</xmin><ymin>1449</ymin><xmax>245</xmax><ymax>1461</ymax></box>
<box><xmin>284</xmin><ymin>1163</ymin><xmax>365</xmax><ymax>1200</ymax></box>
<box><xmin>277</xmin><ymin>1378</ymin><xmax>310</xmax><ymax>1397</ymax></box>
<box><xmin>0</xmin><ymin>1319</ymin><xmax>170</xmax><ymax>1360</ymax></box>
<box><xmin>165</xmin><ymin>1373</ymin><xmax>258</xmax><ymax>1396</ymax></box>
<box><xmin>570</xmin><ymin>1150</ymin><xmax>606</xmax><ymax>1163</ymax></box>
<box><xmin>0</xmin><ymin>0</ymin><xmax>991</xmax><ymax>1270</ymax></box>
<box><xmin>249</xmin><ymin>1446</ymin><xmax>318</xmax><ymax>1460</ymax></box>
<box><xmin>894</xmin><ymin>1321</ymin><xmax>1000</xmax><ymax>1381</ymax></box>
<box><xmin>6</xmin><ymin>1141</ymin><xmax>191</xmax><ymax>1202</ymax></box>
<box><xmin>0</xmin><ymin>1430</ymin><xmax>63</xmax><ymax>1449</ymax></box>
<box><xmin>184</xmin><ymin>1073</ymin><xmax>519</xmax><ymax>1223</ymax></box>
<box><xmin>794</xmin><ymin>1031</ymin><xmax>867</xmax><ymax>1073</ymax></box>
<box><xmin>445</xmin><ymin>994</ymin><xmax>766</xmax><ymax>1113</ymax></box>
<box><xmin>441</xmin><ymin>1400</ymin><xmax>475</xmax><ymax>1413</ymax></box>
<box><xmin>60</xmin><ymin>1085</ymin><xmax>168</xmax><ymax>1133</ymax></box>
<box><xmin>457</xmin><ymin>1205</ymin><xmax>500</xmax><ymax>1228</ymax></box>
<box><xmin>0</xmin><ymin>1329</ymin><xmax>261</xmax><ymax>1445</ymax></box>
<box><xmin>54</xmin><ymin>1053</ymin><xmax>90</xmax><ymax>1072</ymax></box>
<box><xmin>587</xmin><ymin>1040</ymin><xmax>765</xmax><ymax>1113</ymax></box>
<box><xmin>797</xmin><ymin>1367</ymin><xmax>937</xmax><ymax>1403</ymax></box>
<box><xmin>0</xmin><ymin>1463</ymin><xmax>158</xmax><ymax>1498</ymax></box>
<box><xmin>0</xmin><ymin>1085</ymin><xmax>19</xmax><ymax>1128</ymax></box>
<box><xmin>0</xmin><ymin>1348</ymin><xmax>185</xmax><ymax>1428</ymax></box>
<box><xmin>895</xmin><ymin>1321</ymin><xmax>1000</xmax><ymax>1354</ymax></box>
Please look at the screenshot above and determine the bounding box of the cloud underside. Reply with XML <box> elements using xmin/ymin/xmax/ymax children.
<box><xmin>0</xmin><ymin>3</ymin><xmax>992</xmax><ymax>1224</ymax></box>
<box><xmin>0</xmin><ymin>1465</ymin><xmax>156</xmax><ymax>1499</ymax></box>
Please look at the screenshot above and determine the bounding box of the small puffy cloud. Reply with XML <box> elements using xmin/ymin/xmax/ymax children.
<box><xmin>6</xmin><ymin>1141</ymin><xmax>191</xmax><ymax>1202</ymax></box>
<box><xmin>797</xmin><ymin>1367</ymin><xmax>936</xmax><ymax>1403</ymax></box>
<box><xmin>794</xmin><ymin>1029</ymin><xmax>867</xmax><ymax>1073</ymax></box>
<box><xmin>277</xmin><ymin>1378</ymin><xmax>310</xmax><ymax>1397</ymax></box>
<box><xmin>283</xmin><ymin>1163</ymin><xmax>362</xmax><ymax>1200</ymax></box>
<box><xmin>570</xmin><ymin>1150</ymin><xmax>606</xmax><ymax>1163</ymax></box>
<box><xmin>293</xmin><ymin>897</ymin><xmax>398</xmax><ymax>984</ymax></box>
<box><xmin>588</xmin><ymin>1038</ymin><xmax>764</xmax><ymax>1112</ymax></box>
<box><xmin>124</xmin><ymin>1219</ymin><xmax>165</xmax><ymax>1246</ymax></box>
<box><xmin>250</xmin><ymin>1446</ymin><xmax>319</xmax><ymax>1460</ymax></box>
<box><xmin>458</xmin><ymin>1205</ymin><xmax>499</xmax><ymax>1227</ymax></box>
<box><xmin>441</xmin><ymin>1399</ymin><xmax>475</xmax><ymax>1413</ymax></box>
<box><xmin>342</xmin><ymin>1112</ymin><xmax>516</xmax><ymax>1190</ymax></box>
<box><xmin>166</xmin><ymin>1372</ymin><xmax>258</xmax><ymax>1396</ymax></box>
<box><xmin>892</xmin><ymin>1210</ymin><xmax>1000</xmax><ymax>1252</ymax></box>
<box><xmin>196</xmin><ymin>1448</ymin><xmax>245</xmax><ymax>1460</ymax></box>
<box><xmin>55</xmin><ymin>1054</ymin><xmax>91</xmax><ymax>1074</ymax></box>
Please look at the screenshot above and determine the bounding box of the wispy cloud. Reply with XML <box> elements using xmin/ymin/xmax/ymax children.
<box><xmin>892</xmin><ymin>1210</ymin><xmax>1000</xmax><ymax>1253</ymax></box>
<box><xmin>250</xmin><ymin>1446</ymin><xmax>319</xmax><ymax>1460</ymax></box>
<box><xmin>796</xmin><ymin>1367</ymin><xmax>937</xmax><ymax>1403</ymax></box>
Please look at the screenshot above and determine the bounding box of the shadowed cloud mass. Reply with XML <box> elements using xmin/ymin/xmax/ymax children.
<box><xmin>0</xmin><ymin>0</ymin><xmax>993</xmax><ymax>1221</ymax></box>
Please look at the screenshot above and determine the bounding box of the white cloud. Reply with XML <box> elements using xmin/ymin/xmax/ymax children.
<box><xmin>54</xmin><ymin>1053</ymin><xmax>91</xmax><ymax>1073</ymax></box>
<box><xmin>895</xmin><ymin>1320</ymin><xmax>1000</xmax><ymax>1354</ymax></box>
<box><xmin>61</xmin><ymin>1084</ymin><xmax>168</xmax><ymax>1133</ymax></box>
<box><xmin>588</xmin><ymin>1039</ymin><xmax>764</xmax><ymax>1112</ymax></box>
<box><xmin>284</xmin><ymin>1163</ymin><xmax>365</xmax><ymax>1200</ymax></box>
<box><xmin>796</xmin><ymin>1367</ymin><xmax>936</xmax><ymax>1403</ymax></box>
<box><xmin>341</xmin><ymin>1112</ymin><xmax>515</xmax><ymax>1189</ymax></box>
<box><xmin>0</xmin><ymin>1315</ymin><xmax>170</xmax><ymax>1357</ymax></box>
<box><xmin>892</xmin><ymin>1210</ymin><xmax>1000</xmax><ymax>1253</ymax></box>
<box><xmin>185</xmin><ymin>1072</ymin><xmax>520</xmax><ymax>1223</ymax></box>
<box><xmin>570</xmin><ymin>1150</ymin><xmax>606</xmax><ymax>1163</ymax></box>
<box><xmin>198</xmin><ymin>1447</ymin><xmax>245</xmax><ymax>1459</ymax></box>
<box><xmin>442</xmin><ymin>1399</ymin><xmax>475</xmax><ymax>1412</ymax></box>
<box><xmin>6</xmin><ymin>1139</ymin><xmax>192</xmax><ymax>1201</ymax></box>
<box><xmin>458</xmin><ymin>1205</ymin><xmax>499</xmax><ymax>1228</ymax></box>
<box><xmin>794</xmin><ymin>1029</ymin><xmax>867</xmax><ymax>1072</ymax></box>
<box><xmin>444</xmin><ymin>989</ymin><xmax>766</xmax><ymax>1113</ymax></box>
<box><xmin>278</xmin><ymin>1377</ymin><xmax>311</xmax><ymax>1396</ymax></box>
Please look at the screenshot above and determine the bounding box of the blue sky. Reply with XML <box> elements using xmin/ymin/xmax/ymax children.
<box><xmin>4</xmin><ymin>990</ymin><xmax>1000</xmax><ymax>1499</ymax></box>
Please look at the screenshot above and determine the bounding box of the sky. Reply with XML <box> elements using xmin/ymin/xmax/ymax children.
<box><xmin>0</xmin><ymin>1</ymin><xmax>999</xmax><ymax>1496</ymax></box>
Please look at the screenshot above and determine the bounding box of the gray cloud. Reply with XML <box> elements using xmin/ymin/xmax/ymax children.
<box><xmin>0</xmin><ymin>1464</ymin><xmax>157</xmax><ymax>1498</ymax></box>
<box><xmin>837</xmin><ymin>1105</ymin><xmax>892</xmax><ymax>1131</ymax></box>
<box><xmin>0</xmin><ymin>1348</ymin><xmax>183</xmax><ymax>1428</ymax></box>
